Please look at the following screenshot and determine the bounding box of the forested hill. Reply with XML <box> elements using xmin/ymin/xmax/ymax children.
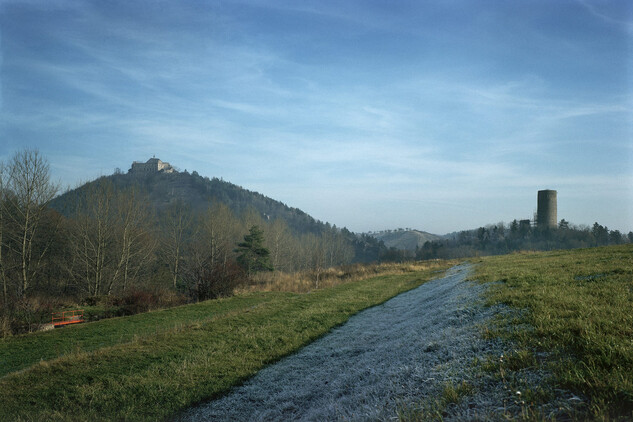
<box><xmin>49</xmin><ymin>169</ymin><xmax>386</xmax><ymax>263</ymax></box>
<box><xmin>369</xmin><ymin>229</ymin><xmax>441</xmax><ymax>252</ymax></box>
<box><xmin>52</xmin><ymin>170</ymin><xmax>323</xmax><ymax>235</ymax></box>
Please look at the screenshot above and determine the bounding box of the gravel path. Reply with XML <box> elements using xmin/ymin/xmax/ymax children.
<box><xmin>179</xmin><ymin>265</ymin><xmax>491</xmax><ymax>420</ymax></box>
<box><xmin>178</xmin><ymin>265</ymin><xmax>568</xmax><ymax>421</ymax></box>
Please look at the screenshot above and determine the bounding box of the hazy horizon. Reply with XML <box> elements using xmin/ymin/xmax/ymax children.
<box><xmin>1</xmin><ymin>0</ymin><xmax>632</xmax><ymax>234</ymax></box>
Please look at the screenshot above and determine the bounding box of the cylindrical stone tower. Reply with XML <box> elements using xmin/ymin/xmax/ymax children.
<box><xmin>537</xmin><ymin>190</ymin><xmax>557</xmax><ymax>229</ymax></box>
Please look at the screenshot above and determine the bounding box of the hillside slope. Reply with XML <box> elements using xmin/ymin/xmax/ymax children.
<box><xmin>49</xmin><ymin>168</ymin><xmax>387</xmax><ymax>262</ymax></box>
<box><xmin>51</xmin><ymin>170</ymin><xmax>324</xmax><ymax>235</ymax></box>
<box><xmin>370</xmin><ymin>229</ymin><xmax>441</xmax><ymax>251</ymax></box>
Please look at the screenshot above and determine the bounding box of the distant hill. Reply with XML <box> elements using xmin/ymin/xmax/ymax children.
<box><xmin>369</xmin><ymin>229</ymin><xmax>442</xmax><ymax>252</ymax></box>
<box><xmin>50</xmin><ymin>164</ymin><xmax>387</xmax><ymax>262</ymax></box>
<box><xmin>52</xmin><ymin>169</ymin><xmax>325</xmax><ymax>235</ymax></box>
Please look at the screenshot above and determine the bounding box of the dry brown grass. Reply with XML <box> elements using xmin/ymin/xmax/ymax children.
<box><xmin>238</xmin><ymin>259</ymin><xmax>454</xmax><ymax>294</ymax></box>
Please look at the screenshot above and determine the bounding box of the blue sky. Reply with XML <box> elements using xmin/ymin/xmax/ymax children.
<box><xmin>1</xmin><ymin>0</ymin><xmax>632</xmax><ymax>234</ymax></box>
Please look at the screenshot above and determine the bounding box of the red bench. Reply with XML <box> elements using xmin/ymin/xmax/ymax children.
<box><xmin>52</xmin><ymin>310</ymin><xmax>84</xmax><ymax>327</ymax></box>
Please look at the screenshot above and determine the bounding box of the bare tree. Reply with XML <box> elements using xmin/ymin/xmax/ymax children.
<box><xmin>302</xmin><ymin>233</ymin><xmax>326</xmax><ymax>288</ymax></box>
<box><xmin>68</xmin><ymin>181</ymin><xmax>156</xmax><ymax>296</ymax></box>
<box><xmin>107</xmin><ymin>188</ymin><xmax>156</xmax><ymax>294</ymax></box>
<box><xmin>159</xmin><ymin>200</ymin><xmax>194</xmax><ymax>289</ymax></box>
<box><xmin>182</xmin><ymin>203</ymin><xmax>245</xmax><ymax>300</ymax></box>
<box><xmin>0</xmin><ymin>165</ymin><xmax>7</xmax><ymax>307</ymax></box>
<box><xmin>265</xmin><ymin>218</ymin><xmax>294</xmax><ymax>272</ymax></box>
<box><xmin>201</xmin><ymin>203</ymin><xmax>242</xmax><ymax>270</ymax></box>
<box><xmin>67</xmin><ymin>179</ymin><xmax>116</xmax><ymax>296</ymax></box>
<box><xmin>323</xmin><ymin>229</ymin><xmax>354</xmax><ymax>268</ymax></box>
<box><xmin>240</xmin><ymin>206</ymin><xmax>264</xmax><ymax>235</ymax></box>
<box><xmin>2</xmin><ymin>149</ymin><xmax>59</xmax><ymax>297</ymax></box>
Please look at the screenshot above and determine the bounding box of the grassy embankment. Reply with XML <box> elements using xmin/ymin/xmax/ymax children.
<box><xmin>474</xmin><ymin>244</ymin><xmax>633</xmax><ymax>419</ymax></box>
<box><xmin>0</xmin><ymin>261</ymin><xmax>451</xmax><ymax>421</ymax></box>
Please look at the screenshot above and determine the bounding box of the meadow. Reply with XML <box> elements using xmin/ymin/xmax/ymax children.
<box><xmin>0</xmin><ymin>262</ymin><xmax>451</xmax><ymax>421</ymax></box>
<box><xmin>474</xmin><ymin>244</ymin><xmax>633</xmax><ymax>420</ymax></box>
<box><xmin>1</xmin><ymin>245</ymin><xmax>631</xmax><ymax>421</ymax></box>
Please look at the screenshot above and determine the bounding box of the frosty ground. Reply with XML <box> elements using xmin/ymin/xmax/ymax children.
<box><xmin>177</xmin><ymin>265</ymin><xmax>563</xmax><ymax>421</ymax></box>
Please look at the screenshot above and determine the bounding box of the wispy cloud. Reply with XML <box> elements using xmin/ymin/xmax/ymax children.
<box><xmin>577</xmin><ymin>0</ymin><xmax>633</xmax><ymax>34</ymax></box>
<box><xmin>1</xmin><ymin>0</ymin><xmax>631</xmax><ymax>232</ymax></box>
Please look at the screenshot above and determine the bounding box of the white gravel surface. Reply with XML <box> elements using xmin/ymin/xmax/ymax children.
<box><xmin>178</xmin><ymin>264</ymin><xmax>578</xmax><ymax>421</ymax></box>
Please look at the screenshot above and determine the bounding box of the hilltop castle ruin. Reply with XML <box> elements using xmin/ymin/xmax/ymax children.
<box><xmin>129</xmin><ymin>157</ymin><xmax>176</xmax><ymax>174</ymax></box>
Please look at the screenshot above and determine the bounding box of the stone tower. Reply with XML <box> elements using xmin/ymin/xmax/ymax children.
<box><xmin>537</xmin><ymin>190</ymin><xmax>557</xmax><ymax>229</ymax></box>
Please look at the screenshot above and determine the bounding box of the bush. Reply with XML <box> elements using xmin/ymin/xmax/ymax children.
<box><xmin>82</xmin><ymin>296</ymin><xmax>101</xmax><ymax>307</ymax></box>
<box><xmin>1</xmin><ymin>295</ymin><xmax>74</xmax><ymax>335</ymax></box>
<box><xmin>183</xmin><ymin>259</ymin><xmax>247</xmax><ymax>301</ymax></box>
<box><xmin>0</xmin><ymin>314</ymin><xmax>12</xmax><ymax>338</ymax></box>
<box><xmin>110</xmin><ymin>288</ymin><xmax>187</xmax><ymax>316</ymax></box>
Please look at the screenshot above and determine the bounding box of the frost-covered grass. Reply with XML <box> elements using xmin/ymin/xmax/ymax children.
<box><xmin>0</xmin><ymin>264</ymin><xmax>451</xmax><ymax>421</ymax></box>
<box><xmin>179</xmin><ymin>265</ymin><xmax>494</xmax><ymax>421</ymax></box>
<box><xmin>475</xmin><ymin>244</ymin><xmax>633</xmax><ymax>420</ymax></box>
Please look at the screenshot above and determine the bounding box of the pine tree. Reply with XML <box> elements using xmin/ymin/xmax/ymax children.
<box><xmin>235</xmin><ymin>225</ymin><xmax>273</xmax><ymax>276</ymax></box>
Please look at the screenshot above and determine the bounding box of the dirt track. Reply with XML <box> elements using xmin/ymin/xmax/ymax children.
<box><xmin>178</xmin><ymin>264</ymin><xmax>576</xmax><ymax>421</ymax></box>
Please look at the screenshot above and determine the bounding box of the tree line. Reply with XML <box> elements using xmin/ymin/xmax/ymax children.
<box><xmin>0</xmin><ymin>149</ymin><xmax>355</xmax><ymax>333</ymax></box>
<box><xmin>6</xmin><ymin>148</ymin><xmax>626</xmax><ymax>333</ymax></box>
<box><xmin>416</xmin><ymin>219</ymin><xmax>633</xmax><ymax>260</ymax></box>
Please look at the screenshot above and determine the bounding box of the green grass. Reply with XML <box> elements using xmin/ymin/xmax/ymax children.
<box><xmin>0</xmin><ymin>265</ymin><xmax>451</xmax><ymax>421</ymax></box>
<box><xmin>397</xmin><ymin>380</ymin><xmax>475</xmax><ymax>421</ymax></box>
<box><xmin>474</xmin><ymin>244</ymin><xmax>633</xmax><ymax>419</ymax></box>
<box><xmin>0</xmin><ymin>293</ymin><xmax>278</xmax><ymax>378</ymax></box>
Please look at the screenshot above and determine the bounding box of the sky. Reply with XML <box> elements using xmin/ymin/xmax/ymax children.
<box><xmin>1</xmin><ymin>0</ymin><xmax>632</xmax><ymax>234</ymax></box>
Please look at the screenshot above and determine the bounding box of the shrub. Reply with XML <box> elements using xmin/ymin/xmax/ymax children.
<box><xmin>183</xmin><ymin>259</ymin><xmax>247</xmax><ymax>301</ymax></box>
<box><xmin>110</xmin><ymin>287</ymin><xmax>187</xmax><ymax>316</ymax></box>
<box><xmin>2</xmin><ymin>295</ymin><xmax>73</xmax><ymax>335</ymax></box>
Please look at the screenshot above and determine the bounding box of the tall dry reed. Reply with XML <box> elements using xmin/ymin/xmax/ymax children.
<box><xmin>238</xmin><ymin>259</ymin><xmax>453</xmax><ymax>294</ymax></box>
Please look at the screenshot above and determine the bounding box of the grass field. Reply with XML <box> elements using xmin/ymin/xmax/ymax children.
<box><xmin>2</xmin><ymin>245</ymin><xmax>631</xmax><ymax>421</ymax></box>
<box><xmin>474</xmin><ymin>244</ymin><xmax>633</xmax><ymax>420</ymax></box>
<box><xmin>0</xmin><ymin>263</ymin><xmax>451</xmax><ymax>421</ymax></box>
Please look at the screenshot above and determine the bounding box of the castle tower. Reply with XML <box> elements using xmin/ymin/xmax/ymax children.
<box><xmin>537</xmin><ymin>190</ymin><xmax>557</xmax><ymax>229</ymax></box>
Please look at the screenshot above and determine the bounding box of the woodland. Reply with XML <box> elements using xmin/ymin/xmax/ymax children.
<box><xmin>0</xmin><ymin>149</ymin><xmax>369</xmax><ymax>335</ymax></box>
<box><xmin>1</xmin><ymin>148</ymin><xmax>630</xmax><ymax>336</ymax></box>
<box><xmin>414</xmin><ymin>219</ymin><xmax>631</xmax><ymax>260</ymax></box>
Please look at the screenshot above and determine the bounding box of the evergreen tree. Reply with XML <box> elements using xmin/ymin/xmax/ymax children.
<box><xmin>235</xmin><ymin>225</ymin><xmax>273</xmax><ymax>276</ymax></box>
